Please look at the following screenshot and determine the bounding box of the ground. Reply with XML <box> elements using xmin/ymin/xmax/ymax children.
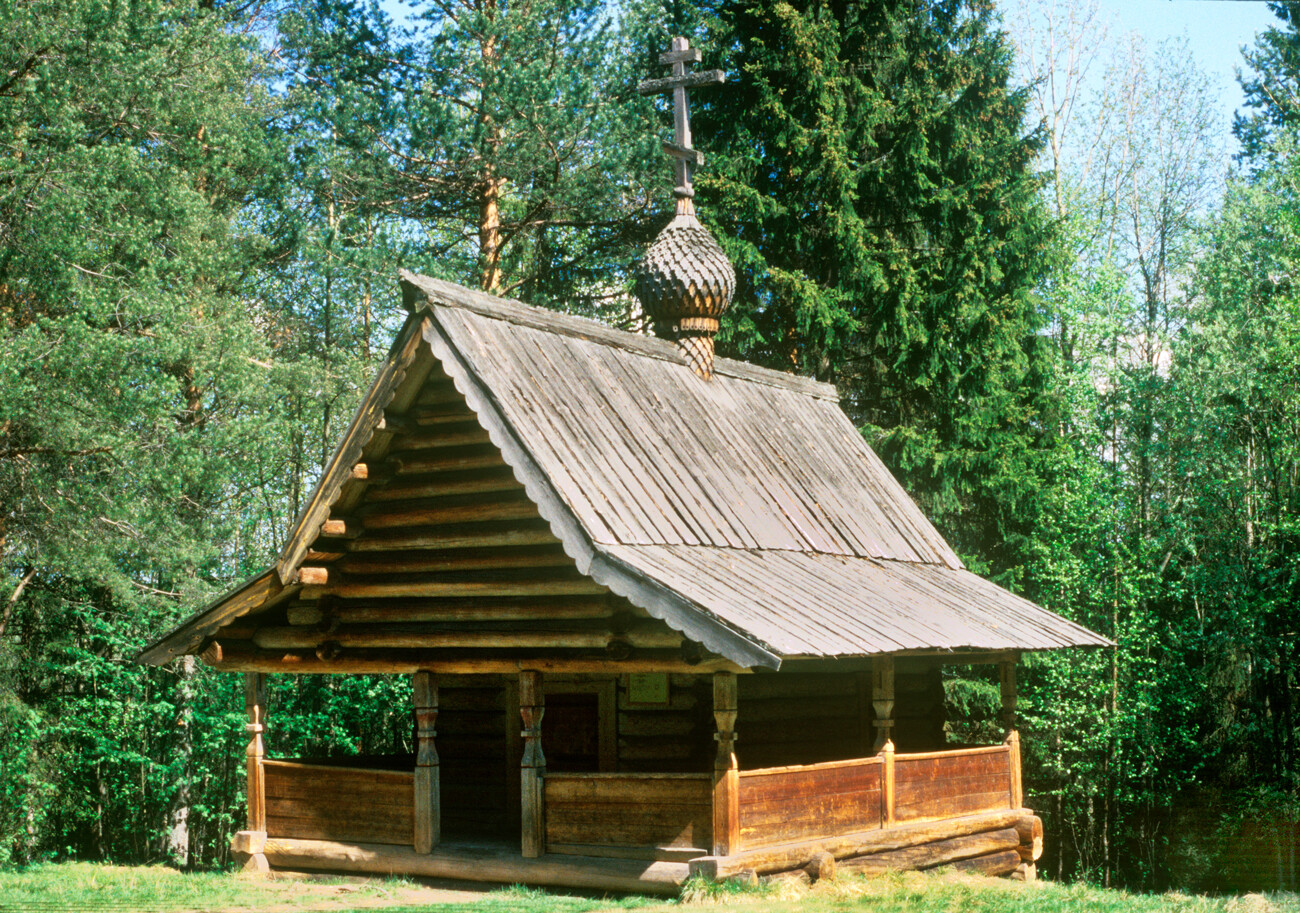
<box><xmin>1</xmin><ymin>863</ymin><xmax>1299</xmax><ymax>913</ymax></box>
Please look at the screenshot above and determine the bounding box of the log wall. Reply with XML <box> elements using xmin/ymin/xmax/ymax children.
<box><xmin>616</xmin><ymin>674</ymin><xmax>712</xmax><ymax>773</ymax></box>
<box><xmin>737</xmin><ymin>757</ymin><xmax>883</xmax><ymax>850</ymax></box>
<box><xmin>264</xmin><ymin>760</ymin><xmax>413</xmax><ymax>845</ymax></box>
<box><xmin>437</xmin><ymin>676</ymin><xmax>513</xmax><ymax>837</ymax></box>
<box><xmin>544</xmin><ymin>773</ymin><xmax>712</xmax><ymax>858</ymax></box>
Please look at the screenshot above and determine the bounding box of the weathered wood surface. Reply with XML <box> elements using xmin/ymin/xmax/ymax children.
<box><xmin>544</xmin><ymin>773</ymin><xmax>711</xmax><ymax>855</ymax></box>
<box><xmin>520</xmin><ymin>670</ymin><xmax>545</xmax><ymax>858</ymax></box>
<box><xmin>1016</xmin><ymin>814</ymin><xmax>1043</xmax><ymax>861</ymax></box>
<box><xmin>275</xmin><ymin>315</ymin><xmax>436</xmax><ymax>584</ymax></box>
<box><xmin>712</xmin><ymin>672</ymin><xmax>740</xmax><ymax>857</ymax></box>
<box><xmin>598</xmin><ymin>542</ymin><xmax>1110</xmax><ymax>657</ymax></box>
<box><xmin>935</xmin><ymin>848</ymin><xmax>1023</xmax><ymax>877</ymax></box>
<box><xmin>837</xmin><ymin>826</ymin><xmax>1021</xmax><ymax>875</ymax></box>
<box><xmin>205</xmin><ymin>644</ymin><xmax>742</xmax><ymax>675</ymax></box>
<box><xmin>250</xmin><ymin>622</ymin><xmax>676</xmax><ymax>652</ymax></box>
<box><xmin>263</xmin><ymin>761</ymin><xmax>413</xmax><ymax>846</ymax></box>
<box><xmin>244</xmin><ymin>673</ymin><xmax>267</xmax><ymax>833</ymax></box>
<box><xmin>893</xmin><ymin>746</ymin><xmax>1013</xmax><ymax>824</ymax></box>
<box><xmin>737</xmin><ymin>757</ymin><xmax>883</xmax><ymax>850</ymax></box>
<box><xmin>690</xmin><ymin>808</ymin><xmax>1032</xmax><ymax>879</ymax></box>
<box><xmin>413</xmin><ymin>672</ymin><xmax>439</xmax><ymax>853</ymax></box>
<box><xmin>262</xmin><ymin>835</ymin><xmax>688</xmax><ymax>895</ymax></box>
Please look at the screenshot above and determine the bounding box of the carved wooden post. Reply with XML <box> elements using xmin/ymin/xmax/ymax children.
<box><xmin>712</xmin><ymin>671</ymin><xmax>740</xmax><ymax>857</ymax></box>
<box><xmin>1001</xmin><ymin>659</ymin><xmax>1024</xmax><ymax>809</ymax></box>
<box><xmin>413</xmin><ymin>671</ymin><xmax>440</xmax><ymax>853</ymax></box>
<box><xmin>230</xmin><ymin>672</ymin><xmax>268</xmax><ymax>872</ymax></box>
<box><xmin>520</xmin><ymin>670</ymin><xmax>545</xmax><ymax>858</ymax></box>
<box><xmin>873</xmin><ymin>657</ymin><xmax>895</xmax><ymax>827</ymax></box>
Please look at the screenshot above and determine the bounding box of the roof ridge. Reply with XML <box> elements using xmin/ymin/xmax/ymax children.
<box><xmin>399</xmin><ymin>270</ymin><xmax>839</xmax><ymax>401</ymax></box>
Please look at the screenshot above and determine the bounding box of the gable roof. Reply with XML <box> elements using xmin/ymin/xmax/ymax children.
<box><xmin>139</xmin><ymin>273</ymin><xmax>1109</xmax><ymax>669</ymax></box>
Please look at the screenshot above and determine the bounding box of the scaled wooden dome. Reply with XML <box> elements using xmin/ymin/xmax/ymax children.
<box><xmin>635</xmin><ymin>204</ymin><xmax>736</xmax><ymax>379</ymax></box>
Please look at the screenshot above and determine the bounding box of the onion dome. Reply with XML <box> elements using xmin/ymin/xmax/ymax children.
<box><xmin>635</xmin><ymin>200</ymin><xmax>736</xmax><ymax>379</ymax></box>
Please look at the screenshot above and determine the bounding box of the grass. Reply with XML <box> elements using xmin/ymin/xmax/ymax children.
<box><xmin>1</xmin><ymin>863</ymin><xmax>1299</xmax><ymax>913</ymax></box>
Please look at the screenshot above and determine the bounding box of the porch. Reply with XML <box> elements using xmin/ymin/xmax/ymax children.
<box><xmin>231</xmin><ymin>660</ymin><xmax>1043</xmax><ymax>891</ymax></box>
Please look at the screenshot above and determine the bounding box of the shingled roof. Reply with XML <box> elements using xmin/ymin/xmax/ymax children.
<box><xmin>139</xmin><ymin>272</ymin><xmax>1108</xmax><ymax>670</ymax></box>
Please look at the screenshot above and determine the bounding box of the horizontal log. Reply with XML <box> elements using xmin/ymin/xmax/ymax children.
<box><xmin>347</xmin><ymin>520</ymin><xmax>560</xmax><ymax>552</ymax></box>
<box><xmin>836</xmin><ymin>827</ymin><xmax>1021</xmax><ymax>876</ymax></box>
<box><xmin>365</xmin><ymin>471</ymin><xmax>523</xmax><ymax>503</ymax></box>
<box><xmin>409</xmin><ymin>403</ymin><xmax>476</xmax><ymax>426</ymax></box>
<box><xmin>690</xmin><ymin>809</ymin><xmax>1033</xmax><ymax>879</ymax></box>
<box><xmin>206</xmin><ymin>643</ymin><xmax>744</xmax><ymax>675</ymax></box>
<box><xmin>362</xmin><ymin>493</ymin><xmax>537</xmax><ymax>530</ymax></box>
<box><xmin>415</xmin><ymin>383</ymin><xmax>466</xmax><ymax>406</ymax></box>
<box><xmin>546</xmin><ymin>843</ymin><xmax>704</xmax><ymax>863</ymax></box>
<box><xmin>251</xmin><ymin>622</ymin><xmax>680</xmax><ymax>651</ymax></box>
<box><xmin>299</xmin><ymin>570</ymin><xmax>606</xmax><ymax>600</ymax></box>
<box><xmin>389</xmin><ymin>425</ymin><xmax>492</xmax><ymax>451</ymax></box>
<box><xmin>1016</xmin><ymin>815</ymin><xmax>1043</xmax><ymax>861</ymax></box>
<box><xmin>323</xmin><ymin>596</ymin><xmax>612</xmax><ymax>624</ymax></box>
<box><xmin>392</xmin><ymin>449</ymin><xmax>506</xmax><ymax>475</ymax></box>
<box><xmin>738</xmin><ymin>674</ymin><xmax>859</xmax><ymax>701</ymax></box>
<box><xmin>304</xmin><ymin>549</ymin><xmax>345</xmax><ymax>563</ymax></box>
<box><xmin>337</xmin><ymin>546</ymin><xmax>571</xmax><ymax>576</ymax></box>
<box><xmin>260</xmin><ymin>837</ymin><xmax>688</xmax><ymax>895</ymax></box>
<box><xmin>935</xmin><ymin>848</ymin><xmax>1022</xmax><ymax>878</ymax></box>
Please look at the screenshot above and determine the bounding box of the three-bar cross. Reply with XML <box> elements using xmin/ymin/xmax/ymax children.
<box><xmin>637</xmin><ymin>37</ymin><xmax>725</xmax><ymax>200</ymax></box>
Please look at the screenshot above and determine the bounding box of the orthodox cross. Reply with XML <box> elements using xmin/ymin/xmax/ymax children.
<box><xmin>637</xmin><ymin>37</ymin><xmax>725</xmax><ymax>201</ymax></box>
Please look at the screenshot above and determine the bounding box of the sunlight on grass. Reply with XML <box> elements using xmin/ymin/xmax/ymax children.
<box><xmin>2</xmin><ymin>863</ymin><xmax>1300</xmax><ymax>913</ymax></box>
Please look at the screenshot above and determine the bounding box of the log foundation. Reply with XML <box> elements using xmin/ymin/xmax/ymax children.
<box><xmin>261</xmin><ymin>837</ymin><xmax>687</xmax><ymax>895</ymax></box>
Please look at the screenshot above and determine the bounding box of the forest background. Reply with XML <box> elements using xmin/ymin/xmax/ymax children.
<box><xmin>3</xmin><ymin>0</ymin><xmax>1300</xmax><ymax>893</ymax></box>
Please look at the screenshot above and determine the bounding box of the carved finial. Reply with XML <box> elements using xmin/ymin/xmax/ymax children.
<box><xmin>637</xmin><ymin>36</ymin><xmax>725</xmax><ymax>204</ymax></box>
<box><xmin>635</xmin><ymin>37</ymin><xmax>734</xmax><ymax>379</ymax></box>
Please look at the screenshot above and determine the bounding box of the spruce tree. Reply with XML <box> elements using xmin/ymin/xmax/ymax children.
<box><xmin>654</xmin><ymin>0</ymin><xmax>1053</xmax><ymax>572</ymax></box>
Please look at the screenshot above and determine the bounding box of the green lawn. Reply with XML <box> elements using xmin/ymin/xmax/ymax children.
<box><xmin>0</xmin><ymin>863</ymin><xmax>1296</xmax><ymax>913</ymax></box>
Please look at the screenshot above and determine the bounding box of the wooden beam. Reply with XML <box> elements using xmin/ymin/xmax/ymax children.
<box><xmin>392</xmin><ymin>449</ymin><xmax>505</xmax><ymax>476</ymax></box>
<box><xmin>1000</xmin><ymin>660</ymin><xmax>1023</xmax><ymax>808</ymax></box>
<box><xmin>872</xmin><ymin>655</ymin><xmax>895</xmax><ymax>753</ymax></box>
<box><xmin>365</xmin><ymin>472</ymin><xmax>524</xmax><ymax>503</ymax></box>
<box><xmin>838</xmin><ymin>827</ymin><xmax>1021</xmax><ymax>876</ymax></box>
<box><xmin>520</xmin><ymin>670</ymin><xmax>545</xmax><ymax>858</ymax></box>
<box><xmin>347</xmin><ymin>521</ymin><xmax>559</xmax><ymax>553</ymax></box>
<box><xmin>1016</xmin><ymin>815</ymin><xmax>1043</xmax><ymax>862</ymax></box>
<box><xmin>206</xmin><ymin>643</ymin><xmax>744</xmax><ymax>675</ymax></box>
<box><xmin>251</xmin><ymin>623</ymin><xmax>681</xmax><ymax>651</ymax></box>
<box><xmin>690</xmin><ymin>808</ymin><xmax>1033</xmax><ymax>879</ymax></box>
<box><xmin>244</xmin><ymin>672</ymin><xmax>267</xmax><ymax>832</ymax></box>
<box><xmin>319</xmin><ymin>519</ymin><xmax>360</xmax><ymax>539</ymax></box>
<box><xmin>337</xmin><ymin>546</ymin><xmax>571</xmax><ymax>576</ymax></box>
<box><xmin>261</xmin><ymin>836</ymin><xmax>687</xmax><ymax>894</ymax></box>
<box><xmin>712</xmin><ymin>672</ymin><xmax>740</xmax><ymax>857</ymax></box>
<box><xmin>298</xmin><ymin>573</ymin><xmax>606</xmax><ymax>601</ymax></box>
<box><xmin>299</xmin><ymin>596</ymin><xmax>612</xmax><ymax>625</ymax></box>
<box><xmin>413</xmin><ymin>672</ymin><xmax>440</xmax><ymax>853</ymax></box>
<box><xmin>390</xmin><ymin>426</ymin><xmax>492</xmax><ymax>451</ymax></box>
<box><xmin>362</xmin><ymin>493</ymin><xmax>537</xmax><ymax>530</ymax></box>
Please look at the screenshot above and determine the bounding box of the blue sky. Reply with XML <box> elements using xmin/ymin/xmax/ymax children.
<box><xmin>1099</xmin><ymin>0</ymin><xmax>1277</xmax><ymax>117</ymax></box>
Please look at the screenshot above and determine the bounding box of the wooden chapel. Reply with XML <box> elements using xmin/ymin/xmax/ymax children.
<box><xmin>138</xmin><ymin>37</ymin><xmax>1108</xmax><ymax>893</ymax></box>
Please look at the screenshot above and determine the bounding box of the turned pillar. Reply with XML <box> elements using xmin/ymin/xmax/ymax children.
<box><xmin>712</xmin><ymin>671</ymin><xmax>740</xmax><ymax>857</ymax></box>
<box><xmin>413</xmin><ymin>671</ymin><xmax>440</xmax><ymax>853</ymax></box>
<box><xmin>519</xmin><ymin>670</ymin><xmax>545</xmax><ymax>858</ymax></box>
<box><xmin>1001</xmin><ymin>659</ymin><xmax>1023</xmax><ymax>808</ymax></box>
<box><xmin>231</xmin><ymin>672</ymin><xmax>268</xmax><ymax>872</ymax></box>
<box><xmin>872</xmin><ymin>656</ymin><xmax>896</xmax><ymax>826</ymax></box>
